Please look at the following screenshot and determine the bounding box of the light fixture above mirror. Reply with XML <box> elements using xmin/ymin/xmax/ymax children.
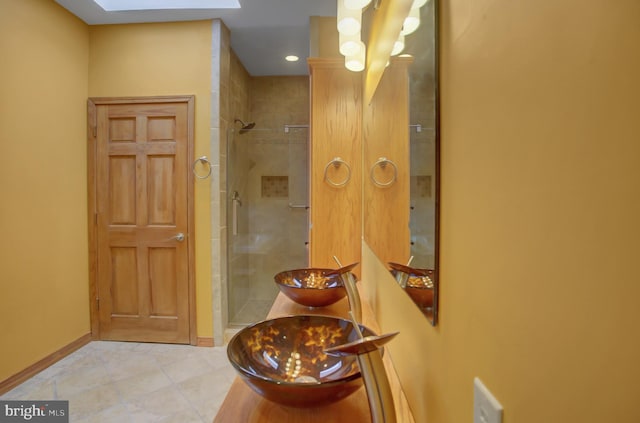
<box><xmin>337</xmin><ymin>0</ymin><xmax>428</xmax><ymax>72</ymax></box>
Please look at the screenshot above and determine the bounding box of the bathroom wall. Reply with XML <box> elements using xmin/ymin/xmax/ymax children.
<box><xmin>0</xmin><ymin>0</ymin><xmax>90</xmax><ymax>382</ymax></box>
<box><xmin>88</xmin><ymin>20</ymin><xmax>214</xmax><ymax>340</ymax></box>
<box><xmin>310</xmin><ymin>17</ymin><xmax>341</xmax><ymax>58</ymax></box>
<box><xmin>363</xmin><ymin>0</ymin><xmax>640</xmax><ymax>422</ymax></box>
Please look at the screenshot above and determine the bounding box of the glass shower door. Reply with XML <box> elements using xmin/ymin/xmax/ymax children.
<box><xmin>227</xmin><ymin>126</ymin><xmax>309</xmax><ymax>326</ymax></box>
<box><xmin>409</xmin><ymin>126</ymin><xmax>436</xmax><ymax>269</ymax></box>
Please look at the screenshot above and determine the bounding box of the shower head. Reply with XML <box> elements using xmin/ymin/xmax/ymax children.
<box><xmin>234</xmin><ymin>118</ymin><xmax>256</xmax><ymax>134</ymax></box>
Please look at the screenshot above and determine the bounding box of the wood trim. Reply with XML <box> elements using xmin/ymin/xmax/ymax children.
<box><xmin>186</xmin><ymin>96</ymin><xmax>197</xmax><ymax>346</ymax></box>
<box><xmin>88</xmin><ymin>96</ymin><xmax>195</xmax><ymax>105</ymax></box>
<box><xmin>87</xmin><ymin>99</ymin><xmax>100</xmax><ymax>339</ymax></box>
<box><xmin>196</xmin><ymin>337</ymin><xmax>214</xmax><ymax>347</ymax></box>
<box><xmin>0</xmin><ymin>333</ymin><xmax>91</xmax><ymax>395</ymax></box>
<box><xmin>307</xmin><ymin>57</ymin><xmax>346</xmax><ymax>70</ymax></box>
<box><xmin>87</xmin><ymin>95</ymin><xmax>197</xmax><ymax>344</ymax></box>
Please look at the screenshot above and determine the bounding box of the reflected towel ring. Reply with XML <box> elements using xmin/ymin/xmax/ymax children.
<box><xmin>370</xmin><ymin>157</ymin><xmax>398</xmax><ymax>187</ymax></box>
<box><xmin>323</xmin><ymin>157</ymin><xmax>351</xmax><ymax>188</ymax></box>
<box><xmin>192</xmin><ymin>156</ymin><xmax>212</xmax><ymax>179</ymax></box>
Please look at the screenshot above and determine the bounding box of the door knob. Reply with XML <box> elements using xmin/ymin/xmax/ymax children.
<box><xmin>173</xmin><ymin>233</ymin><xmax>185</xmax><ymax>242</ymax></box>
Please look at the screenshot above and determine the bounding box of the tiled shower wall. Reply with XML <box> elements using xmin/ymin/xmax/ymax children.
<box><xmin>210</xmin><ymin>20</ymin><xmax>226</xmax><ymax>346</ymax></box>
<box><xmin>212</xmin><ymin>18</ymin><xmax>310</xmax><ymax>339</ymax></box>
<box><xmin>211</xmin><ymin>20</ymin><xmax>252</xmax><ymax>345</ymax></box>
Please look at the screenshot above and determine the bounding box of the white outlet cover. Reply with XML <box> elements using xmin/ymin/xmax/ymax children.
<box><xmin>473</xmin><ymin>378</ymin><xmax>503</xmax><ymax>423</ymax></box>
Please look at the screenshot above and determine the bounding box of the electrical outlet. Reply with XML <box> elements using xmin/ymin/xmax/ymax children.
<box><xmin>474</xmin><ymin>378</ymin><xmax>503</xmax><ymax>423</ymax></box>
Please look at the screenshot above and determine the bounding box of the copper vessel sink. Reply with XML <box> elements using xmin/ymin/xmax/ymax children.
<box><xmin>274</xmin><ymin>264</ymin><xmax>357</xmax><ymax>307</ymax></box>
<box><xmin>389</xmin><ymin>262</ymin><xmax>435</xmax><ymax>308</ymax></box>
<box><xmin>227</xmin><ymin>314</ymin><xmax>376</xmax><ymax>408</ymax></box>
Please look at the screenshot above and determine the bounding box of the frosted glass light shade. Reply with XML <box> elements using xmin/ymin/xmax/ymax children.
<box><xmin>345</xmin><ymin>49</ymin><xmax>365</xmax><ymax>72</ymax></box>
<box><xmin>411</xmin><ymin>0</ymin><xmax>428</xmax><ymax>9</ymax></box>
<box><xmin>344</xmin><ymin>0</ymin><xmax>372</xmax><ymax>9</ymax></box>
<box><xmin>337</xmin><ymin>0</ymin><xmax>361</xmax><ymax>35</ymax></box>
<box><xmin>401</xmin><ymin>9</ymin><xmax>420</xmax><ymax>35</ymax></box>
<box><xmin>391</xmin><ymin>34</ymin><xmax>405</xmax><ymax>56</ymax></box>
<box><xmin>339</xmin><ymin>33</ymin><xmax>364</xmax><ymax>57</ymax></box>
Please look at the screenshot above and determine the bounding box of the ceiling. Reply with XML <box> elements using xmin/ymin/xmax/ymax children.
<box><xmin>54</xmin><ymin>0</ymin><xmax>337</xmax><ymax>76</ymax></box>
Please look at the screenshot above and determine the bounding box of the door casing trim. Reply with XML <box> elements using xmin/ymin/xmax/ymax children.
<box><xmin>87</xmin><ymin>95</ymin><xmax>197</xmax><ymax>345</ymax></box>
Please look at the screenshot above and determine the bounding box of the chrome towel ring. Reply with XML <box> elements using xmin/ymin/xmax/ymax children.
<box><xmin>192</xmin><ymin>156</ymin><xmax>212</xmax><ymax>179</ymax></box>
<box><xmin>370</xmin><ymin>157</ymin><xmax>398</xmax><ymax>187</ymax></box>
<box><xmin>323</xmin><ymin>157</ymin><xmax>351</xmax><ymax>188</ymax></box>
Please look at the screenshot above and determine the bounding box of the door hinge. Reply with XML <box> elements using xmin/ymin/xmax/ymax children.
<box><xmin>92</xmin><ymin>126</ymin><xmax>97</xmax><ymax>138</ymax></box>
<box><xmin>96</xmin><ymin>298</ymin><xmax>100</xmax><ymax>309</ymax></box>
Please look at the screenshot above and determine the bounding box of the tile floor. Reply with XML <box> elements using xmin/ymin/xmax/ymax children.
<box><xmin>1</xmin><ymin>340</ymin><xmax>237</xmax><ymax>422</ymax></box>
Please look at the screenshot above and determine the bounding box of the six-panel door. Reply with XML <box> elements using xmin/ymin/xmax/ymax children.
<box><xmin>94</xmin><ymin>100</ymin><xmax>191</xmax><ymax>343</ymax></box>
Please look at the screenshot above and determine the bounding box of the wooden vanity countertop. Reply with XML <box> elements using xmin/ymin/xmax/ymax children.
<box><xmin>213</xmin><ymin>287</ymin><xmax>416</xmax><ymax>423</ymax></box>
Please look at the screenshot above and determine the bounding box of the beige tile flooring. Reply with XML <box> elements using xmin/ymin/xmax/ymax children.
<box><xmin>1</xmin><ymin>341</ymin><xmax>237</xmax><ymax>422</ymax></box>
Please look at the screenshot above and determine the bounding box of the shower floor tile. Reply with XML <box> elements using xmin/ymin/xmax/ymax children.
<box><xmin>229</xmin><ymin>299</ymin><xmax>274</xmax><ymax>326</ymax></box>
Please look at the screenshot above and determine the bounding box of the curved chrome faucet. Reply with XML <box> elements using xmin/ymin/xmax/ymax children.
<box><xmin>329</xmin><ymin>256</ymin><xmax>398</xmax><ymax>423</ymax></box>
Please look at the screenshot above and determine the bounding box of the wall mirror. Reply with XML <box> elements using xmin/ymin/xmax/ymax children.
<box><xmin>363</xmin><ymin>0</ymin><xmax>439</xmax><ymax>325</ymax></box>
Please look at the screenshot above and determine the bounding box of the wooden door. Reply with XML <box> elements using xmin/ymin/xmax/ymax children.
<box><xmin>88</xmin><ymin>96</ymin><xmax>195</xmax><ymax>344</ymax></box>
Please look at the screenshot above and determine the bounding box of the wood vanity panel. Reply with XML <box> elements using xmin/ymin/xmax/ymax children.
<box><xmin>213</xmin><ymin>288</ymin><xmax>416</xmax><ymax>423</ymax></box>
<box><xmin>308</xmin><ymin>58</ymin><xmax>362</xmax><ymax>274</ymax></box>
<box><xmin>363</xmin><ymin>59</ymin><xmax>412</xmax><ymax>266</ymax></box>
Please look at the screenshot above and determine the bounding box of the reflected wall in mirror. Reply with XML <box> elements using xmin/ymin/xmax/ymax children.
<box><xmin>363</xmin><ymin>0</ymin><xmax>439</xmax><ymax>325</ymax></box>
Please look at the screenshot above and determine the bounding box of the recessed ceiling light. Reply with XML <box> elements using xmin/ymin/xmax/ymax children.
<box><xmin>93</xmin><ymin>0</ymin><xmax>240</xmax><ymax>11</ymax></box>
<box><xmin>285</xmin><ymin>56</ymin><xmax>300</xmax><ymax>62</ymax></box>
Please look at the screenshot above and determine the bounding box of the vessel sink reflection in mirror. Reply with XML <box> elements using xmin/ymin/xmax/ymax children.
<box><xmin>274</xmin><ymin>264</ymin><xmax>357</xmax><ymax>307</ymax></box>
<box><xmin>389</xmin><ymin>262</ymin><xmax>435</xmax><ymax>319</ymax></box>
<box><xmin>227</xmin><ymin>315</ymin><xmax>377</xmax><ymax>407</ymax></box>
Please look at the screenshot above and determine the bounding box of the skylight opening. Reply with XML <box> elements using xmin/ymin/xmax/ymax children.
<box><xmin>93</xmin><ymin>0</ymin><xmax>240</xmax><ymax>11</ymax></box>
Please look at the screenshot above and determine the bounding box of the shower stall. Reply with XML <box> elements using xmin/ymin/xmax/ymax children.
<box><xmin>226</xmin><ymin>124</ymin><xmax>310</xmax><ymax>326</ymax></box>
<box><xmin>409</xmin><ymin>124</ymin><xmax>436</xmax><ymax>269</ymax></box>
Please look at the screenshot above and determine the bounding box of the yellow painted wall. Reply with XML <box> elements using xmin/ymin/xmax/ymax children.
<box><xmin>364</xmin><ymin>0</ymin><xmax>640</xmax><ymax>422</ymax></box>
<box><xmin>0</xmin><ymin>0</ymin><xmax>90</xmax><ymax>381</ymax></box>
<box><xmin>88</xmin><ymin>21</ymin><xmax>214</xmax><ymax>339</ymax></box>
<box><xmin>310</xmin><ymin>17</ymin><xmax>340</xmax><ymax>58</ymax></box>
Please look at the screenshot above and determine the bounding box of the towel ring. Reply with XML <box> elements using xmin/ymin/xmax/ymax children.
<box><xmin>323</xmin><ymin>157</ymin><xmax>351</xmax><ymax>188</ymax></box>
<box><xmin>192</xmin><ymin>156</ymin><xmax>212</xmax><ymax>179</ymax></box>
<box><xmin>370</xmin><ymin>157</ymin><xmax>398</xmax><ymax>187</ymax></box>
